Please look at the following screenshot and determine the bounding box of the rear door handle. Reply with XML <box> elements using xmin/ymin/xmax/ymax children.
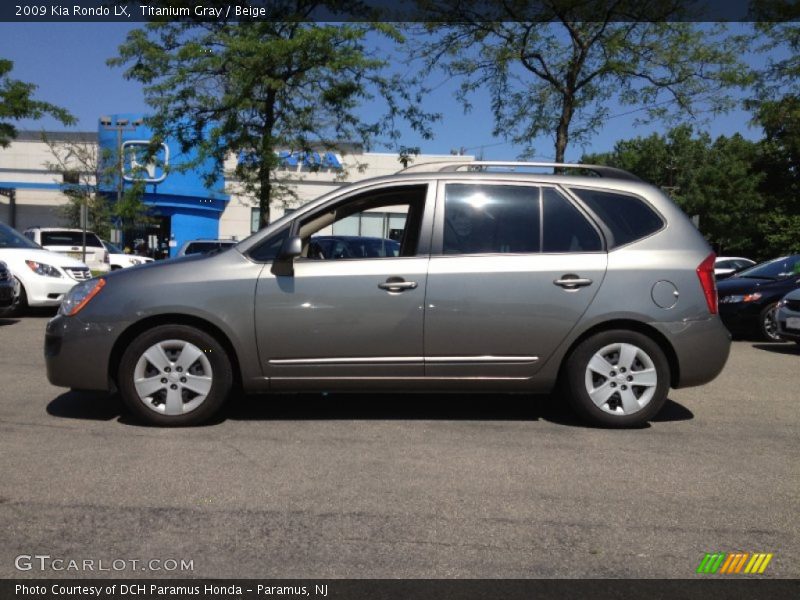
<box><xmin>378</xmin><ymin>277</ymin><xmax>418</xmax><ymax>292</ymax></box>
<box><xmin>554</xmin><ymin>275</ymin><xmax>593</xmax><ymax>289</ymax></box>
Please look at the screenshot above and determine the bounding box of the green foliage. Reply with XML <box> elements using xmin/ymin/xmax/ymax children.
<box><xmin>583</xmin><ymin>122</ymin><xmax>800</xmax><ymax>260</ymax></box>
<box><xmin>0</xmin><ymin>58</ymin><xmax>74</xmax><ymax>148</ymax></box>
<box><xmin>416</xmin><ymin>1</ymin><xmax>751</xmax><ymax>162</ymax></box>
<box><xmin>109</xmin><ymin>3</ymin><xmax>435</xmax><ymax>226</ymax></box>
<box><xmin>752</xmin><ymin>95</ymin><xmax>800</xmax><ymax>254</ymax></box>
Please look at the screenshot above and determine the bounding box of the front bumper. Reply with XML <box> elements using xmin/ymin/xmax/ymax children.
<box><xmin>24</xmin><ymin>275</ymin><xmax>82</xmax><ymax>307</ymax></box>
<box><xmin>718</xmin><ymin>302</ymin><xmax>764</xmax><ymax>336</ymax></box>
<box><xmin>45</xmin><ymin>313</ymin><xmax>129</xmax><ymax>391</ymax></box>
<box><xmin>777</xmin><ymin>307</ymin><xmax>800</xmax><ymax>342</ymax></box>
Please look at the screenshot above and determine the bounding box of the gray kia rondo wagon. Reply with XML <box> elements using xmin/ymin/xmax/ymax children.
<box><xmin>45</xmin><ymin>161</ymin><xmax>731</xmax><ymax>427</ymax></box>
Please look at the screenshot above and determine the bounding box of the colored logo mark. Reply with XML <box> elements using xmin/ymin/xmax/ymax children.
<box><xmin>696</xmin><ymin>552</ymin><xmax>774</xmax><ymax>574</ymax></box>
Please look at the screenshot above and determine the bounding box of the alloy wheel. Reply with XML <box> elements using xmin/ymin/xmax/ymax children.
<box><xmin>133</xmin><ymin>339</ymin><xmax>213</xmax><ymax>415</ymax></box>
<box><xmin>584</xmin><ymin>342</ymin><xmax>658</xmax><ymax>416</ymax></box>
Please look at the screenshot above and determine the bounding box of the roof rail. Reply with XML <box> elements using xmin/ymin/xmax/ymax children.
<box><xmin>398</xmin><ymin>160</ymin><xmax>642</xmax><ymax>182</ymax></box>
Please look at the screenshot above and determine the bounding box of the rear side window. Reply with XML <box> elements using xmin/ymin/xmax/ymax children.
<box><xmin>568</xmin><ymin>188</ymin><xmax>663</xmax><ymax>248</ymax></box>
<box><xmin>443</xmin><ymin>184</ymin><xmax>540</xmax><ymax>254</ymax></box>
<box><xmin>542</xmin><ymin>188</ymin><xmax>602</xmax><ymax>252</ymax></box>
<box><xmin>41</xmin><ymin>231</ymin><xmax>103</xmax><ymax>247</ymax></box>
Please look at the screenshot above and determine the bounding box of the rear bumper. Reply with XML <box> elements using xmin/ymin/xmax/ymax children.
<box><xmin>658</xmin><ymin>316</ymin><xmax>731</xmax><ymax>388</ymax></box>
<box><xmin>45</xmin><ymin>313</ymin><xmax>129</xmax><ymax>391</ymax></box>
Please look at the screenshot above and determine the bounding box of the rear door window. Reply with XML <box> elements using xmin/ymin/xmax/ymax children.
<box><xmin>568</xmin><ymin>188</ymin><xmax>663</xmax><ymax>248</ymax></box>
<box><xmin>542</xmin><ymin>188</ymin><xmax>602</xmax><ymax>252</ymax></box>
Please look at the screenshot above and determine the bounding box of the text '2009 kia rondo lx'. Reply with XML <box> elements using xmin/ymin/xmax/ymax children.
<box><xmin>45</xmin><ymin>162</ymin><xmax>731</xmax><ymax>427</ymax></box>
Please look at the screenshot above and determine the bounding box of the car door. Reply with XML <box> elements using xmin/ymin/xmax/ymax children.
<box><xmin>254</xmin><ymin>183</ymin><xmax>434</xmax><ymax>388</ymax></box>
<box><xmin>424</xmin><ymin>181</ymin><xmax>608</xmax><ymax>380</ymax></box>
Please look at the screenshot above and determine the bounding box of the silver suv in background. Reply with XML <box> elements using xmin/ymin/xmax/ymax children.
<box><xmin>45</xmin><ymin>162</ymin><xmax>730</xmax><ymax>427</ymax></box>
<box><xmin>24</xmin><ymin>227</ymin><xmax>110</xmax><ymax>273</ymax></box>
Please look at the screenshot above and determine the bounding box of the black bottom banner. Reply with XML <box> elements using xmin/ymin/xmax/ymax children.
<box><xmin>2</xmin><ymin>579</ymin><xmax>799</xmax><ymax>600</ymax></box>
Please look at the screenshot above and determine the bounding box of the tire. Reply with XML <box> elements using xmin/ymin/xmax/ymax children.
<box><xmin>118</xmin><ymin>324</ymin><xmax>233</xmax><ymax>426</ymax></box>
<box><xmin>563</xmin><ymin>330</ymin><xmax>671</xmax><ymax>428</ymax></box>
<box><xmin>759</xmin><ymin>303</ymin><xmax>782</xmax><ymax>342</ymax></box>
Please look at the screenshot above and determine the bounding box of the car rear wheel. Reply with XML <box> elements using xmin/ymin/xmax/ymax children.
<box><xmin>118</xmin><ymin>324</ymin><xmax>232</xmax><ymax>426</ymax></box>
<box><xmin>759</xmin><ymin>303</ymin><xmax>782</xmax><ymax>342</ymax></box>
<box><xmin>563</xmin><ymin>330</ymin><xmax>670</xmax><ymax>428</ymax></box>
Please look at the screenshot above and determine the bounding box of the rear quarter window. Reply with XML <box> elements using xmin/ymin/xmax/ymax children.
<box><xmin>568</xmin><ymin>188</ymin><xmax>663</xmax><ymax>248</ymax></box>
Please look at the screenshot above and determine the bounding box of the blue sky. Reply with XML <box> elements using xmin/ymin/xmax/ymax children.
<box><xmin>0</xmin><ymin>22</ymin><xmax>772</xmax><ymax>162</ymax></box>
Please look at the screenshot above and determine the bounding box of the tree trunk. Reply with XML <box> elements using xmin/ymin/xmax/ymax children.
<box><xmin>555</xmin><ymin>97</ymin><xmax>574</xmax><ymax>164</ymax></box>
<box><xmin>259</xmin><ymin>92</ymin><xmax>277</xmax><ymax>229</ymax></box>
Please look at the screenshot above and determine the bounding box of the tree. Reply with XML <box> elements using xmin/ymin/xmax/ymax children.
<box><xmin>0</xmin><ymin>59</ymin><xmax>74</xmax><ymax>148</ymax></box>
<box><xmin>584</xmin><ymin>126</ymin><xmax>766</xmax><ymax>258</ymax></box>
<box><xmin>752</xmin><ymin>96</ymin><xmax>800</xmax><ymax>254</ymax></box>
<box><xmin>109</xmin><ymin>2</ymin><xmax>435</xmax><ymax>227</ymax></box>
<box><xmin>416</xmin><ymin>0</ymin><xmax>750</xmax><ymax>162</ymax></box>
<box><xmin>43</xmin><ymin>134</ymin><xmax>153</xmax><ymax>243</ymax></box>
<box><xmin>42</xmin><ymin>133</ymin><xmax>111</xmax><ymax>239</ymax></box>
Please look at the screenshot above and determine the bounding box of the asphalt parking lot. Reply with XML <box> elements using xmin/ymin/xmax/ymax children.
<box><xmin>0</xmin><ymin>312</ymin><xmax>797</xmax><ymax>579</ymax></box>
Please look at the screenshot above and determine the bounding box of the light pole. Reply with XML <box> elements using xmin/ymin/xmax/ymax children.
<box><xmin>99</xmin><ymin>116</ymin><xmax>143</xmax><ymax>252</ymax></box>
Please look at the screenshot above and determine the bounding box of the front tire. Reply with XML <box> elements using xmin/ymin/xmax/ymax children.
<box><xmin>759</xmin><ymin>303</ymin><xmax>782</xmax><ymax>342</ymax></box>
<box><xmin>2</xmin><ymin>278</ymin><xmax>28</xmax><ymax>317</ymax></box>
<box><xmin>563</xmin><ymin>330</ymin><xmax>670</xmax><ymax>428</ymax></box>
<box><xmin>118</xmin><ymin>324</ymin><xmax>233</xmax><ymax>426</ymax></box>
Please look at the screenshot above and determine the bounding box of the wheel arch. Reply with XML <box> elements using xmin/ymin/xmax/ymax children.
<box><xmin>108</xmin><ymin>313</ymin><xmax>243</xmax><ymax>391</ymax></box>
<box><xmin>557</xmin><ymin>319</ymin><xmax>680</xmax><ymax>388</ymax></box>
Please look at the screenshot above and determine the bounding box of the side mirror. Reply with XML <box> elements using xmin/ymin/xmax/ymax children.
<box><xmin>271</xmin><ymin>235</ymin><xmax>303</xmax><ymax>276</ymax></box>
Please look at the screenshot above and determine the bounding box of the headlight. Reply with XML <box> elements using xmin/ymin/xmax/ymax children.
<box><xmin>59</xmin><ymin>278</ymin><xmax>106</xmax><ymax>316</ymax></box>
<box><xmin>25</xmin><ymin>260</ymin><xmax>62</xmax><ymax>278</ymax></box>
<box><xmin>720</xmin><ymin>293</ymin><xmax>762</xmax><ymax>304</ymax></box>
<box><xmin>777</xmin><ymin>298</ymin><xmax>788</xmax><ymax>308</ymax></box>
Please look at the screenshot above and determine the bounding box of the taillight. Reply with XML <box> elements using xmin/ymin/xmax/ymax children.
<box><xmin>696</xmin><ymin>253</ymin><xmax>718</xmax><ymax>315</ymax></box>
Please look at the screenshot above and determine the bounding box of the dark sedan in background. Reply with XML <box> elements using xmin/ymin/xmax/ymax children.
<box><xmin>717</xmin><ymin>254</ymin><xmax>800</xmax><ymax>341</ymax></box>
<box><xmin>0</xmin><ymin>261</ymin><xmax>14</xmax><ymax>310</ymax></box>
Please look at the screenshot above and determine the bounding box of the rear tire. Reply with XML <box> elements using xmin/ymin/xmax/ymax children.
<box><xmin>563</xmin><ymin>330</ymin><xmax>670</xmax><ymax>428</ymax></box>
<box><xmin>118</xmin><ymin>324</ymin><xmax>232</xmax><ymax>426</ymax></box>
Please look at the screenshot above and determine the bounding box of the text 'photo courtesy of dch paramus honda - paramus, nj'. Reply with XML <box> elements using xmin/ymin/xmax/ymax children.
<box><xmin>44</xmin><ymin>161</ymin><xmax>731</xmax><ymax>428</ymax></box>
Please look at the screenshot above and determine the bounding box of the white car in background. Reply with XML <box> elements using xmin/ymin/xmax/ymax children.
<box><xmin>0</xmin><ymin>222</ymin><xmax>91</xmax><ymax>316</ymax></box>
<box><xmin>715</xmin><ymin>256</ymin><xmax>756</xmax><ymax>279</ymax></box>
<box><xmin>102</xmin><ymin>240</ymin><xmax>154</xmax><ymax>270</ymax></box>
<box><xmin>23</xmin><ymin>227</ymin><xmax>111</xmax><ymax>274</ymax></box>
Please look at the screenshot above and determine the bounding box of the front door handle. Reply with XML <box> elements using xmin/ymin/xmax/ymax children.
<box><xmin>554</xmin><ymin>274</ymin><xmax>593</xmax><ymax>290</ymax></box>
<box><xmin>378</xmin><ymin>277</ymin><xmax>418</xmax><ymax>292</ymax></box>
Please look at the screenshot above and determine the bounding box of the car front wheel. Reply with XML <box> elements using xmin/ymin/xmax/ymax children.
<box><xmin>118</xmin><ymin>324</ymin><xmax>233</xmax><ymax>426</ymax></box>
<box><xmin>563</xmin><ymin>330</ymin><xmax>670</xmax><ymax>428</ymax></box>
<box><xmin>759</xmin><ymin>303</ymin><xmax>782</xmax><ymax>342</ymax></box>
<box><xmin>1</xmin><ymin>277</ymin><xmax>28</xmax><ymax>317</ymax></box>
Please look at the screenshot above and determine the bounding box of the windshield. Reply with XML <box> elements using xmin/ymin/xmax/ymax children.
<box><xmin>736</xmin><ymin>255</ymin><xmax>800</xmax><ymax>279</ymax></box>
<box><xmin>103</xmin><ymin>241</ymin><xmax>123</xmax><ymax>254</ymax></box>
<box><xmin>0</xmin><ymin>223</ymin><xmax>41</xmax><ymax>249</ymax></box>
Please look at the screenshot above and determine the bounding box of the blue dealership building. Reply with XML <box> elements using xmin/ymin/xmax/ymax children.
<box><xmin>0</xmin><ymin>115</ymin><xmax>470</xmax><ymax>253</ymax></box>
